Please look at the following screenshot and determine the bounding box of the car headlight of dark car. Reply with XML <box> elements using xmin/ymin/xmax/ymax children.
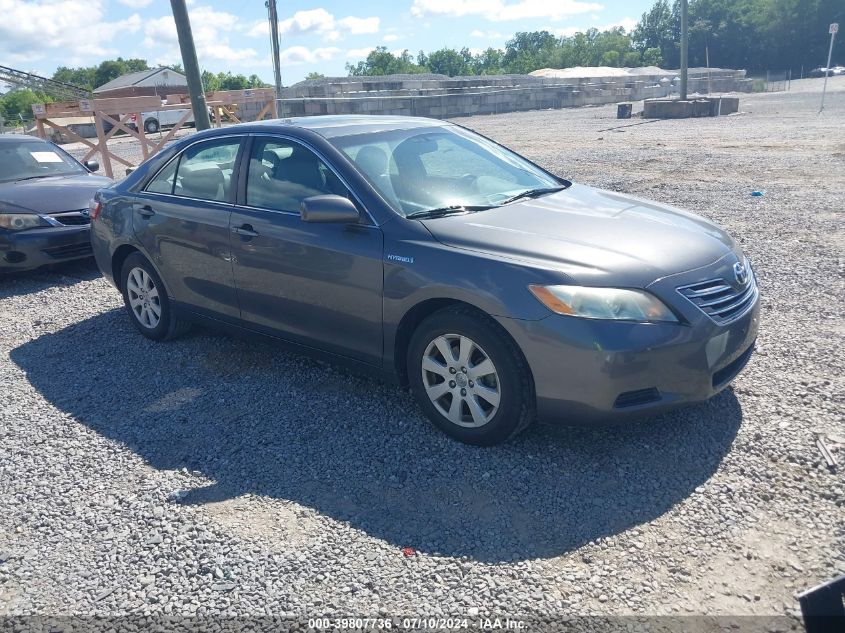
<box><xmin>0</xmin><ymin>213</ymin><xmax>52</xmax><ymax>231</ymax></box>
<box><xmin>529</xmin><ymin>284</ymin><xmax>679</xmax><ymax>322</ymax></box>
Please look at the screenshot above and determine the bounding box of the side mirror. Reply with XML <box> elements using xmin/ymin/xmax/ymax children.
<box><xmin>84</xmin><ymin>160</ymin><xmax>100</xmax><ymax>172</ymax></box>
<box><xmin>300</xmin><ymin>195</ymin><xmax>360</xmax><ymax>224</ymax></box>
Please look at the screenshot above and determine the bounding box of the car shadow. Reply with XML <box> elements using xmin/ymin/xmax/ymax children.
<box><xmin>11</xmin><ymin>310</ymin><xmax>743</xmax><ymax>563</ymax></box>
<box><xmin>0</xmin><ymin>258</ymin><xmax>101</xmax><ymax>299</ymax></box>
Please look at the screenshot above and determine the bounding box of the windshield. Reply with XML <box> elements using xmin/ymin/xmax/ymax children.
<box><xmin>330</xmin><ymin>125</ymin><xmax>563</xmax><ymax>217</ymax></box>
<box><xmin>0</xmin><ymin>140</ymin><xmax>85</xmax><ymax>184</ymax></box>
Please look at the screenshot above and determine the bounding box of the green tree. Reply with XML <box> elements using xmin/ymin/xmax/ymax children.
<box><xmin>0</xmin><ymin>89</ymin><xmax>52</xmax><ymax>123</ymax></box>
<box><xmin>642</xmin><ymin>47</ymin><xmax>664</xmax><ymax>67</ymax></box>
<box><xmin>473</xmin><ymin>48</ymin><xmax>505</xmax><ymax>75</ymax></box>
<box><xmin>52</xmin><ymin>66</ymin><xmax>97</xmax><ymax>90</ymax></box>
<box><xmin>346</xmin><ymin>47</ymin><xmax>427</xmax><ymax>76</ymax></box>
<box><xmin>425</xmin><ymin>48</ymin><xmax>474</xmax><ymax>76</ymax></box>
<box><xmin>93</xmin><ymin>57</ymin><xmax>150</xmax><ymax>88</ymax></box>
<box><xmin>306</xmin><ymin>72</ymin><xmax>326</xmax><ymax>80</ymax></box>
<box><xmin>633</xmin><ymin>0</ymin><xmax>677</xmax><ymax>67</ymax></box>
<box><xmin>503</xmin><ymin>31</ymin><xmax>558</xmax><ymax>73</ymax></box>
<box><xmin>202</xmin><ymin>71</ymin><xmax>270</xmax><ymax>91</ymax></box>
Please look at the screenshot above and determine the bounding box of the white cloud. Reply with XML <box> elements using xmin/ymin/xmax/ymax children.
<box><xmin>553</xmin><ymin>17</ymin><xmax>636</xmax><ymax>38</ymax></box>
<box><xmin>346</xmin><ymin>47</ymin><xmax>376</xmax><ymax>59</ymax></box>
<box><xmin>248</xmin><ymin>9</ymin><xmax>379</xmax><ymax>42</ymax></box>
<box><xmin>142</xmin><ymin>5</ymin><xmax>261</xmax><ymax>66</ymax></box>
<box><xmin>280</xmin><ymin>46</ymin><xmax>342</xmax><ymax>65</ymax></box>
<box><xmin>470</xmin><ymin>29</ymin><xmax>504</xmax><ymax>38</ymax></box>
<box><xmin>383</xmin><ymin>34</ymin><xmax>400</xmax><ymax>42</ymax></box>
<box><xmin>410</xmin><ymin>0</ymin><xmax>603</xmax><ymax>22</ymax></box>
<box><xmin>118</xmin><ymin>0</ymin><xmax>153</xmax><ymax>7</ymax></box>
<box><xmin>0</xmin><ymin>0</ymin><xmax>141</xmax><ymax>63</ymax></box>
<box><xmin>337</xmin><ymin>16</ymin><xmax>380</xmax><ymax>35</ymax></box>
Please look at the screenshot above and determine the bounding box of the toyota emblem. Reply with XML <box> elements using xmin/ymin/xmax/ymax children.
<box><xmin>733</xmin><ymin>260</ymin><xmax>748</xmax><ymax>286</ymax></box>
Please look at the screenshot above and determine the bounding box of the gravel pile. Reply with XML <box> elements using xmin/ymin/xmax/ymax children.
<box><xmin>1</xmin><ymin>78</ymin><xmax>843</xmax><ymax>622</ymax></box>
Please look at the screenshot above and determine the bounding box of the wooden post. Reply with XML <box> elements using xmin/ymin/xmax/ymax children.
<box><xmin>136</xmin><ymin>112</ymin><xmax>149</xmax><ymax>160</ymax></box>
<box><xmin>93</xmin><ymin>112</ymin><xmax>113</xmax><ymax>178</ymax></box>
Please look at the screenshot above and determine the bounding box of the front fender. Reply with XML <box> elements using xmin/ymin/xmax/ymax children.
<box><xmin>382</xmin><ymin>222</ymin><xmax>566</xmax><ymax>373</ymax></box>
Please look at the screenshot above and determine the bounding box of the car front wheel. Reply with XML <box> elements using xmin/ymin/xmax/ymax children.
<box><xmin>407</xmin><ymin>306</ymin><xmax>534</xmax><ymax>445</ymax></box>
<box><xmin>120</xmin><ymin>252</ymin><xmax>190</xmax><ymax>341</ymax></box>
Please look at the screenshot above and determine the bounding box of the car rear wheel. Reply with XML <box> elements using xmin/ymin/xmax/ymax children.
<box><xmin>144</xmin><ymin>118</ymin><xmax>160</xmax><ymax>133</ymax></box>
<box><xmin>407</xmin><ymin>306</ymin><xmax>534</xmax><ymax>445</ymax></box>
<box><xmin>120</xmin><ymin>252</ymin><xmax>190</xmax><ymax>341</ymax></box>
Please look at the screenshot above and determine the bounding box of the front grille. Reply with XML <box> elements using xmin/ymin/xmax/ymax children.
<box><xmin>42</xmin><ymin>242</ymin><xmax>93</xmax><ymax>259</ymax></box>
<box><xmin>614</xmin><ymin>387</ymin><xmax>661</xmax><ymax>408</ymax></box>
<box><xmin>677</xmin><ymin>275</ymin><xmax>757</xmax><ymax>325</ymax></box>
<box><xmin>49</xmin><ymin>210</ymin><xmax>90</xmax><ymax>226</ymax></box>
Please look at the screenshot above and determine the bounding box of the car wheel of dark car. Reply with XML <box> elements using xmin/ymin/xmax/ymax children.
<box><xmin>120</xmin><ymin>252</ymin><xmax>190</xmax><ymax>340</ymax></box>
<box><xmin>145</xmin><ymin>118</ymin><xmax>160</xmax><ymax>134</ymax></box>
<box><xmin>407</xmin><ymin>306</ymin><xmax>534</xmax><ymax>445</ymax></box>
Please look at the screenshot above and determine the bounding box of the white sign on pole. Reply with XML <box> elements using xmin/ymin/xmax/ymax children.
<box><xmin>821</xmin><ymin>24</ymin><xmax>838</xmax><ymax>112</ymax></box>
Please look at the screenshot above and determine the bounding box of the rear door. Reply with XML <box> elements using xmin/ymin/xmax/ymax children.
<box><xmin>229</xmin><ymin>134</ymin><xmax>384</xmax><ymax>365</ymax></box>
<box><xmin>133</xmin><ymin>136</ymin><xmax>244</xmax><ymax>320</ymax></box>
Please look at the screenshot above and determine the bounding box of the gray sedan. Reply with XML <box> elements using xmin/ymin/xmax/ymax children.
<box><xmin>90</xmin><ymin>115</ymin><xmax>759</xmax><ymax>445</ymax></box>
<box><xmin>0</xmin><ymin>134</ymin><xmax>110</xmax><ymax>272</ymax></box>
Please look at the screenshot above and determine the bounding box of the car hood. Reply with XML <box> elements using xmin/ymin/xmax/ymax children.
<box><xmin>0</xmin><ymin>173</ymin><xmax>112</xmax><ymax>214</ymax></box>
<box><xmin>420</xmin><ymin>183</ymin><xmax>738</xmax><ymax>287</ymax></box>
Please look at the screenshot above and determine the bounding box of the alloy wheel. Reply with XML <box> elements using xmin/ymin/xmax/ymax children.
<box><xmin>126</xmin><ymin>267</ymin><xmax>161</xmax><ymax>329</ymax></box>
<box><xmin>421</xmin><ymin>333</ymin><xmax>501</xmax><ymax>428</ymax></box>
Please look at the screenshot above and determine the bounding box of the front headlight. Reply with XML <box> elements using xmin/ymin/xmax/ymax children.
<box><xmin>529</xmin><ymin>284</ymin><xmax>679</xmax><ymax>322</ymax></box>
<box><xmin>0</xmin><ymin>213</ymin><xmax>51</xmax><ymax>231</ymax></box>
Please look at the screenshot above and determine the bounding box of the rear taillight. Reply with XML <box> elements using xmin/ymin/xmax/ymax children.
<box><xmin>130</xmin><ymin>113</ymin><xmax>137</xmax><ymax>122</ymax></box>
<box><xmin>89</xmin><ymin>199</ymin><xmax>102</xmax><ymax>221</ymax></box>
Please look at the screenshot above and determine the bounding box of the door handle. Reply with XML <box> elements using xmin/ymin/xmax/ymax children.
<box><xmin>233</xmin><ymin>224</ymin><xmax>259</xmax><ymax>238</ymax></box>
<box><xmin>137</xmin><ymin>205</ymin><xmax>155</xmax><ymax>218</ymax></box>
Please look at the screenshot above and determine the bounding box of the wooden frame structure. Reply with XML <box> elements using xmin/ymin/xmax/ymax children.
<box><xmin>32</xmin><ymin>88</ymin><xmax>277</xmax><ymax>178</ymax></box>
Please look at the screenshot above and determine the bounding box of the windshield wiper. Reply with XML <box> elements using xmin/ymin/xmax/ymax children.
<box><xmin>498</xmin><ymin>186</ymin><xmax>567</xmax><ymax>206</ymax></box>
<box><xmin>405</xmin><ymin>204</ymin><xmax>494</xmax><ymax>220</ymax></box>
<box><xmin>14</xmin><ymin>174</ymin><xmax>60</xmax><ymax>182</ymax></box>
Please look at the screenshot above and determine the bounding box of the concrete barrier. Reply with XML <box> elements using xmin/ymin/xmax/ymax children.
<box><xmin>279</xmin><ymin>70</ymin><xmax>752</xmax><ymax>119</ymax></box>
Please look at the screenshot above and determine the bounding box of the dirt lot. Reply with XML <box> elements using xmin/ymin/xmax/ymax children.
<box><xmin>1</xmin><ymin>77</ymin><xmax>843</xmax><ymax>625</ymax></box>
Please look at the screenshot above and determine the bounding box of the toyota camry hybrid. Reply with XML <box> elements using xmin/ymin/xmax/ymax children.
<box><xmin>90</xmin><ymin>115</ymin><xmax>759</xmax><ymax>445</ymax></box>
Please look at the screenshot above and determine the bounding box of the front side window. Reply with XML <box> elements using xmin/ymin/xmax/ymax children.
<box><xmin>145</xmin><ymin>138</ymin><xmax>241</xmax><ymax>202</ymax></box>
<box><xmin>0</xmin><ymin>140</ymin><xmax>85</xmax><ymax>183</ymax></box>
<box><xmin>245</xmin><ymin>138</ymin><xmax>350</xmax><ymax>213</ymax></box>
<box><xmin>331</xmin><ymin>126</ymin><xmax>561</xmax><ymax>216</ymax></box>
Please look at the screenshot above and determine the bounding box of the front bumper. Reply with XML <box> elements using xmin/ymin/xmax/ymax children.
<box><xmin>497</xmin><ymin>289</ymin><xmax>760</xmax><ymax>425</ymax></box>
<box><xmin>0</xmin><ymin>225</ymin><xmax>93</xmax><ymax>272</ymax></box>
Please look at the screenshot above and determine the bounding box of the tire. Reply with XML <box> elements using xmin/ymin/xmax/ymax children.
<box><xmin>407</xmin><ymin>306</ymin><xmax>534</xmax><ymax>446</ymax></box>
<box><xmin>144</xmin><ymin>118</ymin><xmax>160</xmax><ymax>133</ymax></box>
<box><xmin>120</xmin><ymin>252</ymin><xmax>190</xmax><ymax>341</ymax></box>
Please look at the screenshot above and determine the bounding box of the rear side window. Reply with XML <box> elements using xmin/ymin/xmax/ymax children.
<box><xmin>145</xmin><ymin>138</ymin><xmax>241</xmax><ymax>203</ymax></box>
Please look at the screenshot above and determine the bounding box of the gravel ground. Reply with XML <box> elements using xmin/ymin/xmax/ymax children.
<box><xmin>1</xmin><ymin>78</ymin><xmax>843</xmax><ymax>625</ymax></box>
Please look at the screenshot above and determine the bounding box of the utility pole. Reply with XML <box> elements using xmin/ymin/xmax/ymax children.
<box><xmin>821</xmin><ymin>23</ymin><xmax>838</xmax><ymax>112</ymax></box>
<box><xmin>680</xmin><ymin>0</ymin><xmax>689</xmax><ymax>100</ymax></box>
<box><xmin>170</xmin><ymin>0</ymin><xmax>211</xmax><ymax>130</ymax></box>
<box><xmin>266</xmin><ymin>0</ymin><xmax>284</xmax><ymax>117</ymax></box>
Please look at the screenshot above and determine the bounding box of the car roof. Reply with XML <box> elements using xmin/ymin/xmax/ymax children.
<box><xmin>0</xmin><ymin>134</ymin><xmax>49</xmax><ymax>144</ymax></box>
<box><xmin>245</xmin><ymin>115</ymin><xmax>452</xmax><ymax>140</ymax></box>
